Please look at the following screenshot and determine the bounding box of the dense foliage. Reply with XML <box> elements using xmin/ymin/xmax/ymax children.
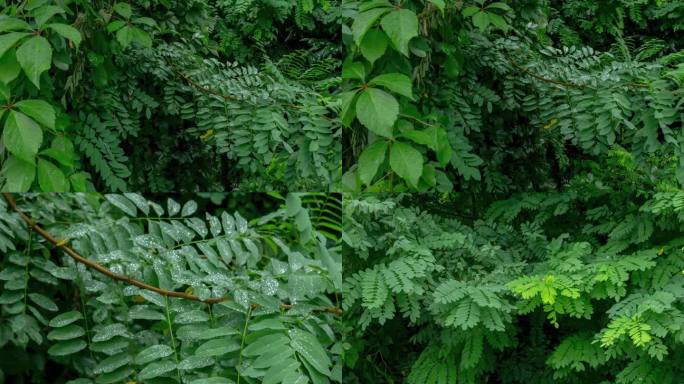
<box><xmin>342</xmin><ymin>0</ymin><xmax>684</xmax><ymax>192</ymax></box>
<box><xmin>0</xmin><ymin>192</ymin><xmax>342</xmax><ymax>383</ymax></box>
<box><xmin>342</xmin><ymin>149</ymin><xmax>684</xmax><ymax>383</ymax></box>
<box><xmin>0</xmin><ymin>1</ymin><xmax>341</xmax><ymax>192</ymax></box>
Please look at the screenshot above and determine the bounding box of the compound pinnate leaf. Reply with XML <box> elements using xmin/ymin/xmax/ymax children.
<box><xmin>187</xmin><ymin>378</ymin><xmax>235</xmax><ymax>384</ymax></box>
<box><xmin>49</xmin><ymin>311</ymin><xmax>83</xmax><ymax>328</ymax></box>
<box><xmin>94</xmin><ymin>352</ymin><xmax>131</xmax><ymax>374</ymax></box>
<box><xmin>28</xmin><ymin>292</ymin><xmax>58</xmax><ymax>311</ymax></box>
<box><xmin>195</xmin><ymin>338</ymin><xmax>241</xmax><ymax>357</ymax></box>
<box><xmin>178</xmin><ymin>355</ymin><xmax>215</xmax><ymax>370</ymax></box>
<box><xmin>105</xmin><ymin>194</ymin><xmax>138</xmax><ymax>216</ymax></box>
<box><xmin>137</xmin><ymin>360</ymin><xmax>176</xmax><ymax>380</ymax></box>
<box><xmin>48</xmin><ymin>339</ymin><xmax>87</xmax><ymax>356</ymax></box>
<box><xmin>134</xmin><ymin>344</ymin><xmax>174</xmax><ymax>365</ymax></box>
<box><xmin>47</xmin><ymin>324</ymin><xmax>85</xmax><ymax>341</ymax></box>
<box><xmin>288</xmin><ymin>329</ymin><xmax>332</xmax><ymax>377</ymax></box>
<box><xmin>243</xmin><ymin>333</ymin><xmax>290</xmax><ymax>356</ymax></box>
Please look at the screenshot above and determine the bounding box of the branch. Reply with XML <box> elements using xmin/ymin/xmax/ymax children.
<box><xmin>2</xmin><ymin>193</ymin><xmax>343</xmax><ymax>316</ymax></box>
<box><xmin>507</xmin><ymin>57</ymin><xmax>589</xmax><ymax>89</ymax></box>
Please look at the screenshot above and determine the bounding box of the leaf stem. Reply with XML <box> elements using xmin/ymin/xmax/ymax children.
<box><xmin>236</xmin><ymin>306</ymin><xmax>253</xmax><ymax>384</ymax></box>
<box><xmin>164</xmin><ymin>296</ymin><xmax>182</xmax><ymax>383</ymax></box>
<box><xmin>22</xmin><ymin>231</ymin><xmax>32</xmax><ymax>314</ymax></box>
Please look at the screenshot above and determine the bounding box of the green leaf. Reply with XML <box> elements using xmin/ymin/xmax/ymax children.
<box><xmin>352</xmin><ymin>8</ymin><xmax>391</xmax><ymax>47</ymax></box>
<box><xmin>15</xmin><ymin>99</ymin><xmax>56</xmax><ymax>129</ymax></box>
<box><xmin>37</xmin><ymin>158</ymin><xmax>68</xmax><ymax>192</ymax></box>
<box><xmin>3</xmin><ymin>111</ymin><xmax>43</xmax><ymax>164</ymax></box>
<box><xmin>0</xmin><ymin>32</ymin><xmax>30</xmax><ymax>59</ymax></box>
<box><xmin>487</xmin><ymin>2</ymin><xmax>513</xmax><ymax>12</ymax></box>
<box><xmin>288</xmin><ymin>329</ymin><xmax>331</xmax><ymax>377</ymax></box>
<box><xmin>342</xmin><ymin>61</ymin><xmax>366</xmax><ymax>81</ymax></box>
<box><xmin>94</xmin><ymin>352</ymin><xmax>132</xmax><ymax>374</ymax></box>
<box><xmin>70</xmin><ymin>172</ymin><xmax>89</xmax><ymax>192</ymax></box>
<box><xmin>487</xmin><ymin>13</ymin><xmax>509</xmax><ymax>32</ymax></box>
<box><xmin>472</xmin><ymin>12</ymin><xmax>490</xmax><ymax>31</ymax></box>
<box><xmin>133</xmin><ymin>17</ymin><xmax>157</xmax><ymax>27</ymax></box>
<box><xmin>358</xmin><ymin>139</ymin><xmax>388</xmax><ymax>186</ymax></box>
<box><xmin>48</xmin><ymin>339</ymin><xmax>87</xmax><ymax>356</ymax></box>
<box><xmin>194</xmin><ymin>337</ymin><xmax>241</xmax><ymax>357</ymax></box>
<box><xmin>95</xmin><ymin>367</ymin><xmax>134</xmax><ymax>384</ymax></box>
<box><xmin>116</xmin><ymin>26</ymin><xmax>152</xmax><ymax>48</ymax></box>
<box><xmin>0</xmin><ymin>18</ymin><xmax>31</xmax><ymax>33</ymax></box>
<box><xmin>462</xmin><ymin>6</ymin><xmax>480</xmax><ymax>17</ymax></box>
<box><xmin>380</xmin><ymin>9</ymin><xmax>419</xmax><ymax>57</ymax></box>
<box><xmin>137</xmin><ymin>360</ymin><xmax>176</xmax><ymax>380</ymax></box>
<box><xmin>40</xmin><ymin>136</ymin><xmax>76</xmax><ymax>168</ymax></box>
<box><xmin>47</xmin><ymin>24</ymin><xmax>82</xmax><ymax>47</ymax></box>
<box><xmin>355</xmin><ymin>88</ymin><xmax>398</xmax><ymax>138</ymax></box>
<box><xmin>262</xmin><ymin>358</ymin><xmax>300</xmax><ymax>384</ymax></box>
<box><xmin>401</xmin><ymin>127</ymin><xmax>448</xmax><ymax>152</ymax></box>
<box><xmin>113</xmin><ymin>2</ymin><xmax>133</xmax><ymax>19</ymax></box>
<box><xmin>107</xmin><ymin>20</ymin><xmax>126</xmax><ymax>33</ymax></box>
<box><xmin>243</xmin><ymin>333</ymin><xmax>290</xmax><ymax>357</ymax></box>
<box><xmin>135</xmin><ymin>345</ymin><xmax>174</xmax><ymax>365</ymax></box>
<box><xmin>16</xmin><ymin>36</ymin><xmax>53</xmax><ymax>89</ymax></box>
<box><xmin>182</xmin><ymin>200</ymin><xmax>198</xmax><ymax>216</ymax></box>
<box><xmin>429</xmin><ymin>0</ymin><xmax>445</xmax><ymax>12</ymax></box>
<box><xmin>116</xmin><ymin>26</ymin><xmax>135</xmax><ymax>47</ymax></box>
<box><xmin>0</xmin><ymin>82</ymin><xmax>9</xmax><ymax>101</ymax></box>
<box><xmin>28</xmin><ymin>292</ymin><xmax>58</xmax><ymax>311</ymax></box>
<box><xmin>178</xmin><ymin>356</ymin><xmax>215</xmax><ymax>370</ymax></box>
<box><xmin>105</xmin><ymin>194</ymin><xmax>138</xmax><ymax>216</ymax></box>
<box><xmin>390</xmin><ymin>141</ymin><xmax>423</xmax><ymax>188</ymax></box>
<box><xmin>368</xmin><ymin>73</ymin><xmax>414</xmax><ymax>99</ymax></box>
<box><xmin>360</xmin><ymin>29</ymin><xmax>389</xmax><ymax>64</ymax></box>
<box><xmin>47</xmin><ymin>324</ymin><xmax>85</xmax><ymax>341</ymax></box>
<box><xmin>175</xmin><ymin>310</ymin><xmax>209</xmax><ymax>324</ymax></box>
<box><xmin>0</xmin><ymin>48</ymin><xmax>22</xmax><ymax>84</ymax></box>
<box><xmin>187</xmin><ymin>379</ymin><xmax>235</xmax><ymax>384</ymax></box>
<box><xmin>251</xmin><ymin>347</ymin><xmax>294</xmax><ymax>369</ymax></box>
<box><xmin>1</xmin><ymin>157</ymin><xmax>35</xmax><ymax>192</ymax></box>
<box><xmin>340</xmin><ymin>90</ymin><xmax>359</xmax><ymax>127</ymax></box>
<box><xmin>49</xmin><ymin>310</ymin><xmax>83</xmax><ymax>327</ymax></box>
<box><xmin>32</xmin><ymin>5</ymin><xmax>66</xmax><ymax>27</ymax></box>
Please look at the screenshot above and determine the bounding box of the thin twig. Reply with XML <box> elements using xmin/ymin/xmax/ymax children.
<box><xmin>2</xmin><ymin>193</ymin><xmax>343</xmax><ymax>316</ymax></box>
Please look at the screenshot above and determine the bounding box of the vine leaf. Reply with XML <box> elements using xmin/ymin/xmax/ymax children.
<box><xmin>358</xmin><ymin>139</ymin><xmax>388</xmax><ymax>186</ymax></box>
<box><xmin>368</xmin><ymin>73</ymin><xmax>414</xmax><ymax>100</ymax></box>
<box><xmin>15</xmin><ymin>99</ymin><xmax>56</xmax><ymax>129</ymax></box>
<box><xmin>380</xmin><ymin>9</ymin><xmax>418</xmax><ymax>57</ymax></box>
<box><xmin>360</xmin><ymin>28</ymin><xmax>389</xmax><ymax>64</ymax></box>
<box><xmin>390</xmin><ymin>141</ymin><xmax>423</xmax><ymax>187</ymax></box>
<box><xmin>356</xmin><ymin>88</ymin><xmax>398</xmax><ymax>138</ymax></box>
<box><xmin>16</xmin><ymin>36</ymin><xmax>52</xmax><ymax>88</ymax></box>
<box><xmin>37</xmin><ymin>158</ymin><xmax>68</xmax><ymax>192</ymax></box>
<box><xmin>3</xmin><ymin>111</ymin><xmax>43</xmax><ymax>164</ymax></box>
<box><xmin>352</xmin><ymin>7</ymin><xmax>391</xmax><ymax>47</ymax></box>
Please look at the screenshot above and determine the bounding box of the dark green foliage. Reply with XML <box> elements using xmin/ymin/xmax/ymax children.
<box><xmin>343</xmin><ymin>150</ymin><xmax>684</xmax><ymax>383</ymax></box>
<box><xmin>0</xmin><ymin>193</ymin><xmax>342</xmax><ymax>383</ymax></box>
<box><xmin>0</xmin><ymin>0</ymin><xmax>341</xmax><ymax>192</ymax></box>
<box><xmin>342</xmin><ymin>0</ymin><xmax>684</xmax><ymax>192</ymax></box>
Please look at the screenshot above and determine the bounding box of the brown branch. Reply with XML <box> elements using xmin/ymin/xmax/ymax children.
<box><xmin>507</xmin><ymin>57</ymin><xmax>589</xmax><ymax>89</ymax></box>
<box><xmin>2</xmin><ymin>193</ymin><xmax>343</xmax><ymax>316</ymax></box>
